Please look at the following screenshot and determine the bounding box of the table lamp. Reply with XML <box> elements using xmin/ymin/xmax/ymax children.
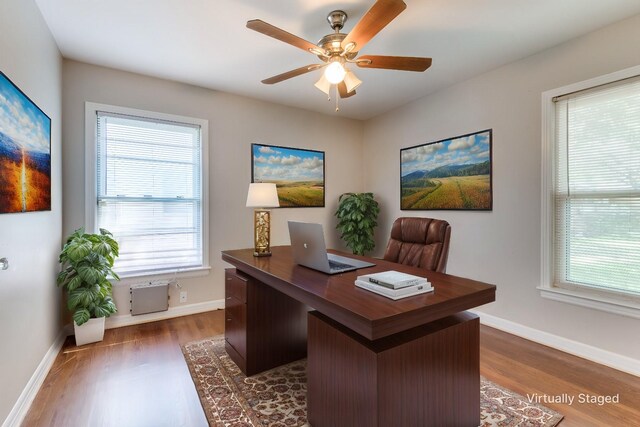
<box><xmin>246</xmin><ymin>183</ymin><xmax>280</xmax><ymax>257</ymax></box>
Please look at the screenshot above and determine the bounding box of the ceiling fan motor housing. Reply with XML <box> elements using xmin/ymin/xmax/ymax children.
<box><xmin>327</xmin><ymin>10</ymin><xmax>347</xmax><ymax>31</ymax></box>
<box><xmin>316</xmin><ymin>10</ymin><xmax>357</xmax><ymax>61</ymax></box>
<box><xmin>318</xmin><ymin>33</ymin><xmax>346</xmax><ymax>55</ymax></box>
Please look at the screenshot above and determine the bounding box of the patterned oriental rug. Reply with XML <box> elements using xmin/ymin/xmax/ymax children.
<box><xmin>182</xmin><ymin>336</ymin><xmax>563</xmax><ymax>427</ymax></box>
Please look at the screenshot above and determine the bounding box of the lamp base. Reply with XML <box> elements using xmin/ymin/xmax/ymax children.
<box><xmin>253</xmin><ymin>208</ymin><xmax>272</xmax><ymax>257</ymax></box>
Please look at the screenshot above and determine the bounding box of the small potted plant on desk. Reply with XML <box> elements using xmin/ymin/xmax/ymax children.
<box><xmin>57</xmin><ymin>228</ymin><xmax>120</xmax><ymax>346</ymax></box>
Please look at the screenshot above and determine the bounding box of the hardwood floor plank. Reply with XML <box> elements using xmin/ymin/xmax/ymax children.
<box><xmin>22</xmin><ymin>311</ymin><xmax>638</xmax><ymax>427</ymax></box>
<box><xmin>23</xmin><ymin>311</ymin><xmax>224</xmax><ymax>427</ymax></box>
<box><xmin>480</xmin><ymin>325</ymin><xmax>640</xmax><ymax>427</ymax></box>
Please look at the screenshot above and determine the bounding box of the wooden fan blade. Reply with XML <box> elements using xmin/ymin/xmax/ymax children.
<box><xmin>356</xmin><ymin>55</ymin><xmax>432</xmax><ymax>72</ymax></box>
<box><xmin>261</xmin><ymin>64</ymin><xmax>323</xmax><ymax>85</ymax></box>
<box><xmin>338</xmin><ymin>81</ymin><xmax>356</xmax><ymax>98</ymax></box>
<box><xmin>247</xmin><ymin>20</ymin><xmax>319</xmax><ymax>54</ymax></box>
<box><xmin>341</xmin><ymin>0</ymin><xmax>406</xmax><ymax>52</ymax></box>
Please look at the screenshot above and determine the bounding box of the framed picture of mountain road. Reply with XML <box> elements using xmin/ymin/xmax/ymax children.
<box><xmin>400</xmin><ymin>129</ymin><xmax>492</xmax><ymax>210</ymax></box>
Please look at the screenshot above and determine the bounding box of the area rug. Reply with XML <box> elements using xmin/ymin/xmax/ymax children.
<box><xmin>182</xmin><ymin>336</ymin><xmax>563</xmax><ymax>427</ymax></box>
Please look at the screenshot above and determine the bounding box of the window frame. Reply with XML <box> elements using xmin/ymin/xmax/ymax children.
<box><xmin>85</xmin><ymin>102</ymin><xmax>210</xmax><ymax>282</ymax></box>
<box><xmin>540</xmin><ymin>65</ymin><xmax>640</xmax><ymax>319</ymax></box>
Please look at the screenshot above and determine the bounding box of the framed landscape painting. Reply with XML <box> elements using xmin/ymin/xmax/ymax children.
<box><xmin>0</xmin><ymin>71</ymin><xmax>51</xmax><ymax>214</ymax></box>
<box><xmin>252</xmin><ymin>143</ymin><xmax>325</xmax><ymax>207</ymax></box>
<box><xmin>400</xmin><ymin>129</ymin><xmax>492</xmax><ymax>210</ymax></box>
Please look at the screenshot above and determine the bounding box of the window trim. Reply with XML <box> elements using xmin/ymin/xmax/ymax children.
<box><xmin>540</xmin><ymin>65</ymin><xmax>640</xmax><ymax>319</ymax></box>
<box><xmin>84</xmin><ymin>102</ymin><xmax>210</xmax><ymax>280</ymax></box>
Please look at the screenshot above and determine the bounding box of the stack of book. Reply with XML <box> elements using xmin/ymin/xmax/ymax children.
<box><xmin>355</xmin><ymin>270</ymin><xmax>433</xmax><ymax>300</ymax></box>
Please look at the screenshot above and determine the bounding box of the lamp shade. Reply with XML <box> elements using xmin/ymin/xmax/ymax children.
<box><xmin>314</xmin><ymin>74</ymin><xmax>331</xmax><ymax>96</ymax></box>
<box><xmin>246</xmin><ymin>183</ymin><xmax>280</xmax><ymax>208</ymax></box>
<box><xmin>344</xmin><ymin>70</ymin><xmax>362</xmax><ymax>93</ymax></box>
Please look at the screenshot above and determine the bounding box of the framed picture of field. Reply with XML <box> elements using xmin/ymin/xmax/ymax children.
<box><xmin>400</xmin><ymin>129</ymin><xmax>492</xmax><ymax>210</ymax></box>
<box><xmin>251</xmin><ymin>143</ymin><xmax>325</xmax><ymax>208</ymax></box>
<box><xmin>0</xmin><ymin>71</ymin><xmax>51</xmax><ymax>214</ymax></box>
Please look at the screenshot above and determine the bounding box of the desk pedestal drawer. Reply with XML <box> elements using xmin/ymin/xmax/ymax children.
<box><xmin>224</xmin><ymin>268</ymin><xmax>308</xmax><ymax>376</ymax></box>
<box><xmin>225</xmin><ymin>298</ymin><xmax>246</xmax><ymax>358</ymax></box>
<box><xmin>225</xmin><ymin>272</ymin><xmax>247</xmax><ymax>303</ymax></box>
<box><xmin>225</xmin><ymin>339</ymin><xmax>246</xmax><ymax>373</ymax></box>
<box><xmin>225</xmin><ymin>269</ymin><xmax>247</xmax><ymax>373</ymax></box>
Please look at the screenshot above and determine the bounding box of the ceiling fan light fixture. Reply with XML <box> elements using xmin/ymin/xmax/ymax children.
<box><xmin>325</xmin><ymin>61</ymin><xmax>346</xmax><ymax>84</ymax></box>
<box><xmin>314</xmin><ymin>74</ymin><xmax>332</xmax><ymax>96</ymax></box>
<box><xmin>344</xmin><ymin>70</ymin><xmax>362</xmax><ymax>93</ymax></box>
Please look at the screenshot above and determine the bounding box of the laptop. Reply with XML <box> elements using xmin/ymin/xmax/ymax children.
<box><xmin>288</xmin><ymin>221</ymin><xmax>375</xmax><ymax>274</ymax></box>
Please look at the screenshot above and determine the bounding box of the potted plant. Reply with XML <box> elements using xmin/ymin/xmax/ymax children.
<box><xmin>335</xmin><ymin>192</ymin><xmax>380</xmax><ymax>256</ymax></box>
<box><xmin>57</xmin><ymin>228</ymin><xmax>119</xmax><ymax>346</ymax></box>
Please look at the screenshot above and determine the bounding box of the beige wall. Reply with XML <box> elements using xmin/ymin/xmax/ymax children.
<box><xmin>62</xmin><ymin>60</ymin><xmax>364</xmax><ymax>315</ymax></box>
<box><xmin>363</xmin><ymin>14</ymin><xmax>640</xmax><ymax>360</ymax></box>
<box><xmin>3</xmin><ymin>8</ymin><xmax>636</xmax><ymax>420</ymax></box>
<box><xmin>0</xmin><ymin>0</ymin><xmax>62</xmax><ymax>422</ymax></box>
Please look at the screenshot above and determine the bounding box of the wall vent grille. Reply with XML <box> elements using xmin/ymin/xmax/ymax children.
<box><xmin>130</xmin><ymin>281</ymin><xmax>169</xmax><ymax>315</ymax></box>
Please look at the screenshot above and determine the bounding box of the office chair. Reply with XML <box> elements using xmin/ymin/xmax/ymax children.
<box><xmin>383</xmin><ymin>217</ymin><xmax>451</xmax><ymax>273</ymax></box>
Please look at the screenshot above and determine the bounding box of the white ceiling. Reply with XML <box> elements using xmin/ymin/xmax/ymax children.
<box><xmin>35</xmin><ymin>0</ymin><xmax>640</xmax><ymax>120</ymax></box>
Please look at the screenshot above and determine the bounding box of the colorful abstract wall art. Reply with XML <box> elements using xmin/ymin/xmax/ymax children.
<box><xmin>0</xmin><ymin>71</ymin><xmax>51</xmax><ymax>214</ymax></box>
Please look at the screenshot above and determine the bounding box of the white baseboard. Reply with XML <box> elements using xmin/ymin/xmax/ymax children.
<box><xmin>2</xmin><ymin>325</ymin><xmax>72</xmax><ymax>427</ymax></box>
<box><xmin>105</xmin><ymin>299</ymin><xmax>225</xmax><ymax>329</ymax></box>
<box><xmin>471</xmin><ymin>310</ymin><xmax>640</xmax><ymax>377</ymax></box>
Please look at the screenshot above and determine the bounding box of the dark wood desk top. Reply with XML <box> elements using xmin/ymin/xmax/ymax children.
<box><xmin>221</xmin><ymin>246</ymin><xmax>496</xmax><ymax>340</ymax></box>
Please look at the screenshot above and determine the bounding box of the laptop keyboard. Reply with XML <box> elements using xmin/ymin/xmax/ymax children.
<box><xmin>329</xmin><ymin>260</ymin><xmax>355</xmax><ymax>270</ymax></box>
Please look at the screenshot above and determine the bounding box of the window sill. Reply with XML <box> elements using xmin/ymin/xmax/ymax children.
<box><xmin>112</xmin><ymin>266</ymin><xmax>212</xmax><ymax>286</ymax></box>
<box><xmin>538</xmin><ymin>286</ymin><xmax>640</xmax><ymax>319</ymax></box>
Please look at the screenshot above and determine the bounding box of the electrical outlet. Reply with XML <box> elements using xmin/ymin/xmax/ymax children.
<box><xmin>180</xmin><ymin>291</ymin><xmax>187</xmax><ymax>303</ymax></box>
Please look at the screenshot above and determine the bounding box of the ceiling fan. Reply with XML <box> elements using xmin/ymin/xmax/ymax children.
<box><xmin>247</xmin><ymin>0</ymin><xmax>432</xmax><ymax>110</ymax></box>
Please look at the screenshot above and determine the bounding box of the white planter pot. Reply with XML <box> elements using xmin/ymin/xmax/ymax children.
<box><xmin>74</xmin><ymin>317</ymin><xmax>106</xmax><ymax>346</ymax></box>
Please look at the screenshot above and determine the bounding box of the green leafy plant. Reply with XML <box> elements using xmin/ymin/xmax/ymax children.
<box><xmin>335</xmin><ymin>193</ymin><xmax>380</xmax><ymax>256</ymax></box>
<box><xmin>57</xmin><ymin>228</ymin><xmax>119</xmax><ymax>326</ymax></box>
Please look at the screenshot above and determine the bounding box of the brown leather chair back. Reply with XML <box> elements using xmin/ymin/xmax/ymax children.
<box><xmin>383</xmin><ymin>217</ymin><xmax>451</xmax><ymax>273</ymax></box>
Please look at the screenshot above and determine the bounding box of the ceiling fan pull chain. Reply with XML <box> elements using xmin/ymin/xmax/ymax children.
<box><xmin>335</xmin><ymin>85</ymin><xmax>340</xmax><ymax>112</ymax></box>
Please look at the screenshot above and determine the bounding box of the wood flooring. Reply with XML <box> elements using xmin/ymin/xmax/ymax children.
<box><xmin>22</xmin><ymin>310</ymin><xmax>640</xmax><ymax>426</ymax></box>
<box><xmin>480</xmin><ymin>326</ymin><xmax>640</xmax><ymax>427</ymax></box>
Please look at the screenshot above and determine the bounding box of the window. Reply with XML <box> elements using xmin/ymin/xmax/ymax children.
<box><xmin>85</xmin><ymin>103</ymin><xmax>209</xmax><ymax>278</ymax></box>
<box><xmin>541</xmin><ymin>66</ymin><xmax>640</xmax><ymax>318</ymax></box>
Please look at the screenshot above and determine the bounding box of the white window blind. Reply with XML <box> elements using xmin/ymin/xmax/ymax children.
<box><xmin>96</xmin><ymin>111</ymin><xmax>203</xmax><ymax>276</ymax></box>
<box><xmin>554</xmin><ymin>76</ymin><xmax>640</xmax><ymax>297</ymax></box>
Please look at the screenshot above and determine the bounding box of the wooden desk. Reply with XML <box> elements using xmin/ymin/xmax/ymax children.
<box><xmin>222</xmin><ymin>246</ymin><xmax>496</xmax><ymax>427</ymax></box>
